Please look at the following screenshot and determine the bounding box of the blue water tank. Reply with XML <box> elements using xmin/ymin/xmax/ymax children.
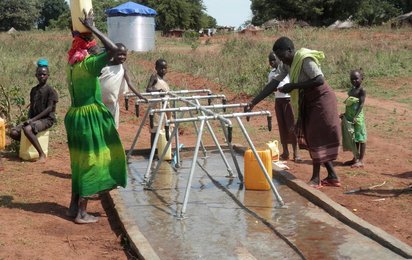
<box><xmin>106</xmin><ymin>1</ymin><xmax>157</xmax><ymax>52</ymax></box>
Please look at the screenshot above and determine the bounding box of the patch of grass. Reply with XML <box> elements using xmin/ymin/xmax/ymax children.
<box><xmin>15</xmin><ymin>237</ymin><xmax>35</xmax><ymax>247</ymax></box>
<box><xmin>343</xmin><ymin>169</ymin><xmax>368</xmax><ymax>177</ymax></box>
<box><xmin>0</xmin><ymin>27</ymin><xmax>410</xmax><ymax>152</ymax></box>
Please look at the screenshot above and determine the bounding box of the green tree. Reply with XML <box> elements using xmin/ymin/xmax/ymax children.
<box><xmin>250</xmin><ymin>0</ymin><xmax>402</xmax><ymax>26</ymax></box>
<box><xmin>146</xmin><ymin>0</ymin><xmax>192</xmax><ymax>33</ymax></box>
<box><xmin>0</xmin><ymin>0</ymin><xmax>41</xmax><ymax>31</ymax></box>
<box><xmin>48</xmin><ymin>10</ymin><xmax>71</xmax><ymax>30</ymax></box>
<box><xmin>201</xmin><ymin>14</ymin><xmax>217</xmax><ymax>28</ymax></box>
<box><xmin>38</xmin><ymin>0</ymin><xmax>69</xmax><ymax>30</ymax></box>
<box><xmin>354</xmin><ymin>0</ymin><xmax>401</xmax><ymax>26</ymax></box>
<box><xmin>142</xmin><ymin>0</ymin><xmax>210</xmax><ymax>33</ymax></box>
<box><xmin>92</xmin><ymin>0</ymin><xmax>129</xmax><ymax>32</ymax></box>
<box><xmin>390</xmin><ymin>0</ymin><xmax>412</xmax><ymax>13</ymax></box>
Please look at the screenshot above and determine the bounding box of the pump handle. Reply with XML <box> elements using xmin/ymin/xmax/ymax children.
<box><xmin>135</xmin><ymin>104</ymin><xmax>140</xmax><ymax>117</ymax></box>
<box><xmin>165</xmin><ymin>126</ymin><xmax>170</xmax><ymax>141</ymax></box>
<box><xmin>228</xmin><ymin>126</ymin><xmax>233</xmax><ymax>143</ymax></box>
<box><xmin>149</xmin><ymin>114</ymin><xmax>154</xmax><ymax>129</ymax></box>
<box><xmin>125</xmin><ymin>96</ymin><xmax>129</xmax><ymax>111</ymax></box>
<box><xmin>244</xmin><ymin>107</ymin><xmax>250</xmax><ymax>122</ymax></box>
<box><xmin>267</xmin><ymin>115</ymin><xmax>272</xmax><ymax>131</ymax></box>
<box><xmin>222</xmin><ymin>98</ymin><xmax>227</xmax><ymax>112</ymax></box>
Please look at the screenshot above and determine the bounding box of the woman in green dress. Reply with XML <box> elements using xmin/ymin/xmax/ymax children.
<box><xmin>65</xmin><ymin>10</ymin><xmax>127</xmax><ymax>224</ymax></box>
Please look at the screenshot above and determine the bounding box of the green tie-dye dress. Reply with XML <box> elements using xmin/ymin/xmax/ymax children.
<box><xmin>344</xmin><ymin>95</ymin><xmax>367</xmax><ymax>143</ymax></box>
<box><xmin>64</xmin><ymin>52</ymin><xmax>127</xmax><ymax>197</ymax></box>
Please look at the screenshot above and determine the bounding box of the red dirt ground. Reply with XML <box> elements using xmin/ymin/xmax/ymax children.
<box><xmin>0</xmin><ymin>58</ymin><xmax>410</xmax><ymax>259</ymax></box>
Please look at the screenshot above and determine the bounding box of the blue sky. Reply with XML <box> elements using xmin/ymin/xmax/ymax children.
<box><xmin>66</xmin><ymin>0</ymin><xmax>252</xmax><ymax>28</ymax></box>
<box><xmin>203</xmin><ymin>0</ymin><xmax>252</xmax><ymax>27</ymax></box>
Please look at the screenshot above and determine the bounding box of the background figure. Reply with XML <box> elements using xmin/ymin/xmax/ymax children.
<box><xmin>146</xmin><ymin>59</ymin><xmax>171</xmax><ymax>152</ymax></box>
<box><xmin>65</xmin><ymin>10</ymin><xmax>127</xmax><ymax>224</ymax></box>
<box><xmin>9</xmin><ymin>59</ymin><xmax>58</xmax><ymax>163</ymax></box>
<box><xmin>268</xmin><ymin>51</ymin><xmax>301</xmax><ymax>162</ymax></box>
<box><xmin>248</xmin><ymin>37</ymin><xmax>341</xmax><ymax>189</ymax></box>
<box><xmin>341</xmin><ymin>69</ymin><xmax>367</xmax><ymax>168</ymax></box>
<box><xmin>99</xmin><ymin>43</ymin><xmax>147</xmax><ymax>129</ymax></box>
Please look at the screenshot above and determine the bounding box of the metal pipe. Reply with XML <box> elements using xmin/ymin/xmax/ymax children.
<box><xmin>145</xmin><ymin>125</ymin><xmax>179</xmax><ymax>188</ymax></box>
<box><xmin>135</xmin><ymin>94</ymin><xmax>226</xmax><ymax>104</ymax></box>
<box><xmin>194</xmin><ymin>99</ymin><xmax>233</xmax><ymax>176</ymax></box>
<box><xmin>165</xmin><ymin>111</ymin><xmax>272</xmax><ymax>124</ymax></box>
<box><xmin>124</xmin><ymin>89</ymin><xmax>212</xmax><ymax>98</ymax></box>
<box><xmin>149</xmin><ymin>103</ymin><xmax>249</xmax><ymax>114</ymax></box>
<box><xmin>125</xmin><ymin>95</ymin><xmax>129</xmax><ymax>110</ymax></box>
<box><xmin>143</xmin><ymin>101</ymin><xmax>170</xmax><ymax>182</ymax></box>
<box><xmin>135</xmin><ymin>93</ymin><xmax>233</xmax><ymax>127</ymax></box>
<box><xmin>235</xmin><ymin>117</ymin><xmax>285</xmax><ymax>207</ymax></box>
<box><xmin>218</xmin><ymin>120</ymin><xmax>243</xmax><ymax>181</ymax></box>
<box><xmin>126</xmin><ymin>105</ymin><xmax>151</xmax><ymax>160</ymax></box>
<box><xmin>172</xmin><ymin>100</ymin><xmax>182</xmax><ymax>168</ymax></box>
<box><xmin>179</xmin><ymin>119</ymin><xmax>206</xmax><ymax>218</ymax></box>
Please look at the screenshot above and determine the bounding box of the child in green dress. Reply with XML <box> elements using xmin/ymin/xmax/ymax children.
<box><xmin>341</xmin><ymin>69</ymin><xmax>367</xmax><ymax>168</ymax></box>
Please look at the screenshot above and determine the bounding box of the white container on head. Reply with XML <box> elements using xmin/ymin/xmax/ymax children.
<box><xmin>70</xmin><ymin>0</ymin><xmax>93</xmax><ymax>33</ymax></box>
<box><xmin>106</xmin><ymin>2</ymin><xmax>157</xmax><ymax>52</ymax></box>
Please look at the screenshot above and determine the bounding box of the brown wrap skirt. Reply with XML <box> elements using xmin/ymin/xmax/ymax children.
<box><xmin>296</xmin><ymin>82</ymin><xmax>341</xmax><ymax>164</ymax></box>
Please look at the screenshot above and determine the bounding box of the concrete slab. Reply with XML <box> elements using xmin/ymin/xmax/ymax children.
<box><xmin>109</xmin><ymin>150</ymin><xmax>410</xmax><ymax>259</ymax></box>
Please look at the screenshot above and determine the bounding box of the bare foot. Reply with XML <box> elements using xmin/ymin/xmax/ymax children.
<box><xmin>321</xmin><ymin>178</ymin><xmax>342</xmax><ymax>187</ymax></box>
<box><xmin>36</xmin><ymin>155</ymin><xmax>47</xmax><ymax>163</ymax></box>
<box><xmin>75</xmin><ymin>213</ymin><xmax>99</xmax><ymax>224</ymax></box>
<box><xmin>308</xmin><ymin>180</ymin><xmax>322</xmax><ymax>189</ymax></box>
<box><xmin>66</xmin><ymin>207</ymin><xmax>78</xmax><ymax>218</ymax></box>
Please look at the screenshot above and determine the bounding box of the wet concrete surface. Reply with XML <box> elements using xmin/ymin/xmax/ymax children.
<box><xmin>119</xmin><ymin>150</ymin><xmax>404</xmax><ymax>259</ymax></box>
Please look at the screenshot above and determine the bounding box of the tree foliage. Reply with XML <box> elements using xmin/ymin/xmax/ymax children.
<box><xmin>141</xmin><ymin>0</ymin><xmax>209</xmax><ymax>33</ymax></box>
<box><xmin>0</xmin><ymin>0</ymin><xmax>214</xmax><ymax>32</ymax></box>
<box><xmin>0</xmin><ymin>0</ymin><xmax>41</xmax><ymax>31</ymax></box>
<box><xmin>92</xmin><ymin>0</ymin><xmax>129</xmax><ymax>31</ymax></box>
<box><xmin>38</xmin><ymin>0</ymin><xmax>69</xmax><ymax>30</ymax></box>
<box><xmin>354</xmin><ymin>0</ymin><xmax>402</xmax><ymax>26</ymax></box>
<box><xmin>251</xmin><ymin>0</ymin><xmax>409</xmax><ymax>26</ymax></box>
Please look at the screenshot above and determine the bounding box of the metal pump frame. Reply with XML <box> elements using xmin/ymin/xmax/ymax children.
<box><xmin>125</xmin><ymin>90</ymin><xmax>285</xmax><ymax>218</ymax></box>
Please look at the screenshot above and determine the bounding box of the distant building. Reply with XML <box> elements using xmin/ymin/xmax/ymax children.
<box><xmin>239</xmin><ymin>25</ymin><xmax>262</xmax><ymax>35</ymax></box>
<box><xmin>216</xmin><ymin>26</ymin><xmax>236</xmax><ymax>34</ymax></box>
<box><xmin>164</xmin><ymin>29</ymin><xmax>185</xmax><ymax>37</ymax></box>
<box><xmin>200</xmin><ymin>28</ymin><xmax>217</xmax><ymax>37</ymax></box>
